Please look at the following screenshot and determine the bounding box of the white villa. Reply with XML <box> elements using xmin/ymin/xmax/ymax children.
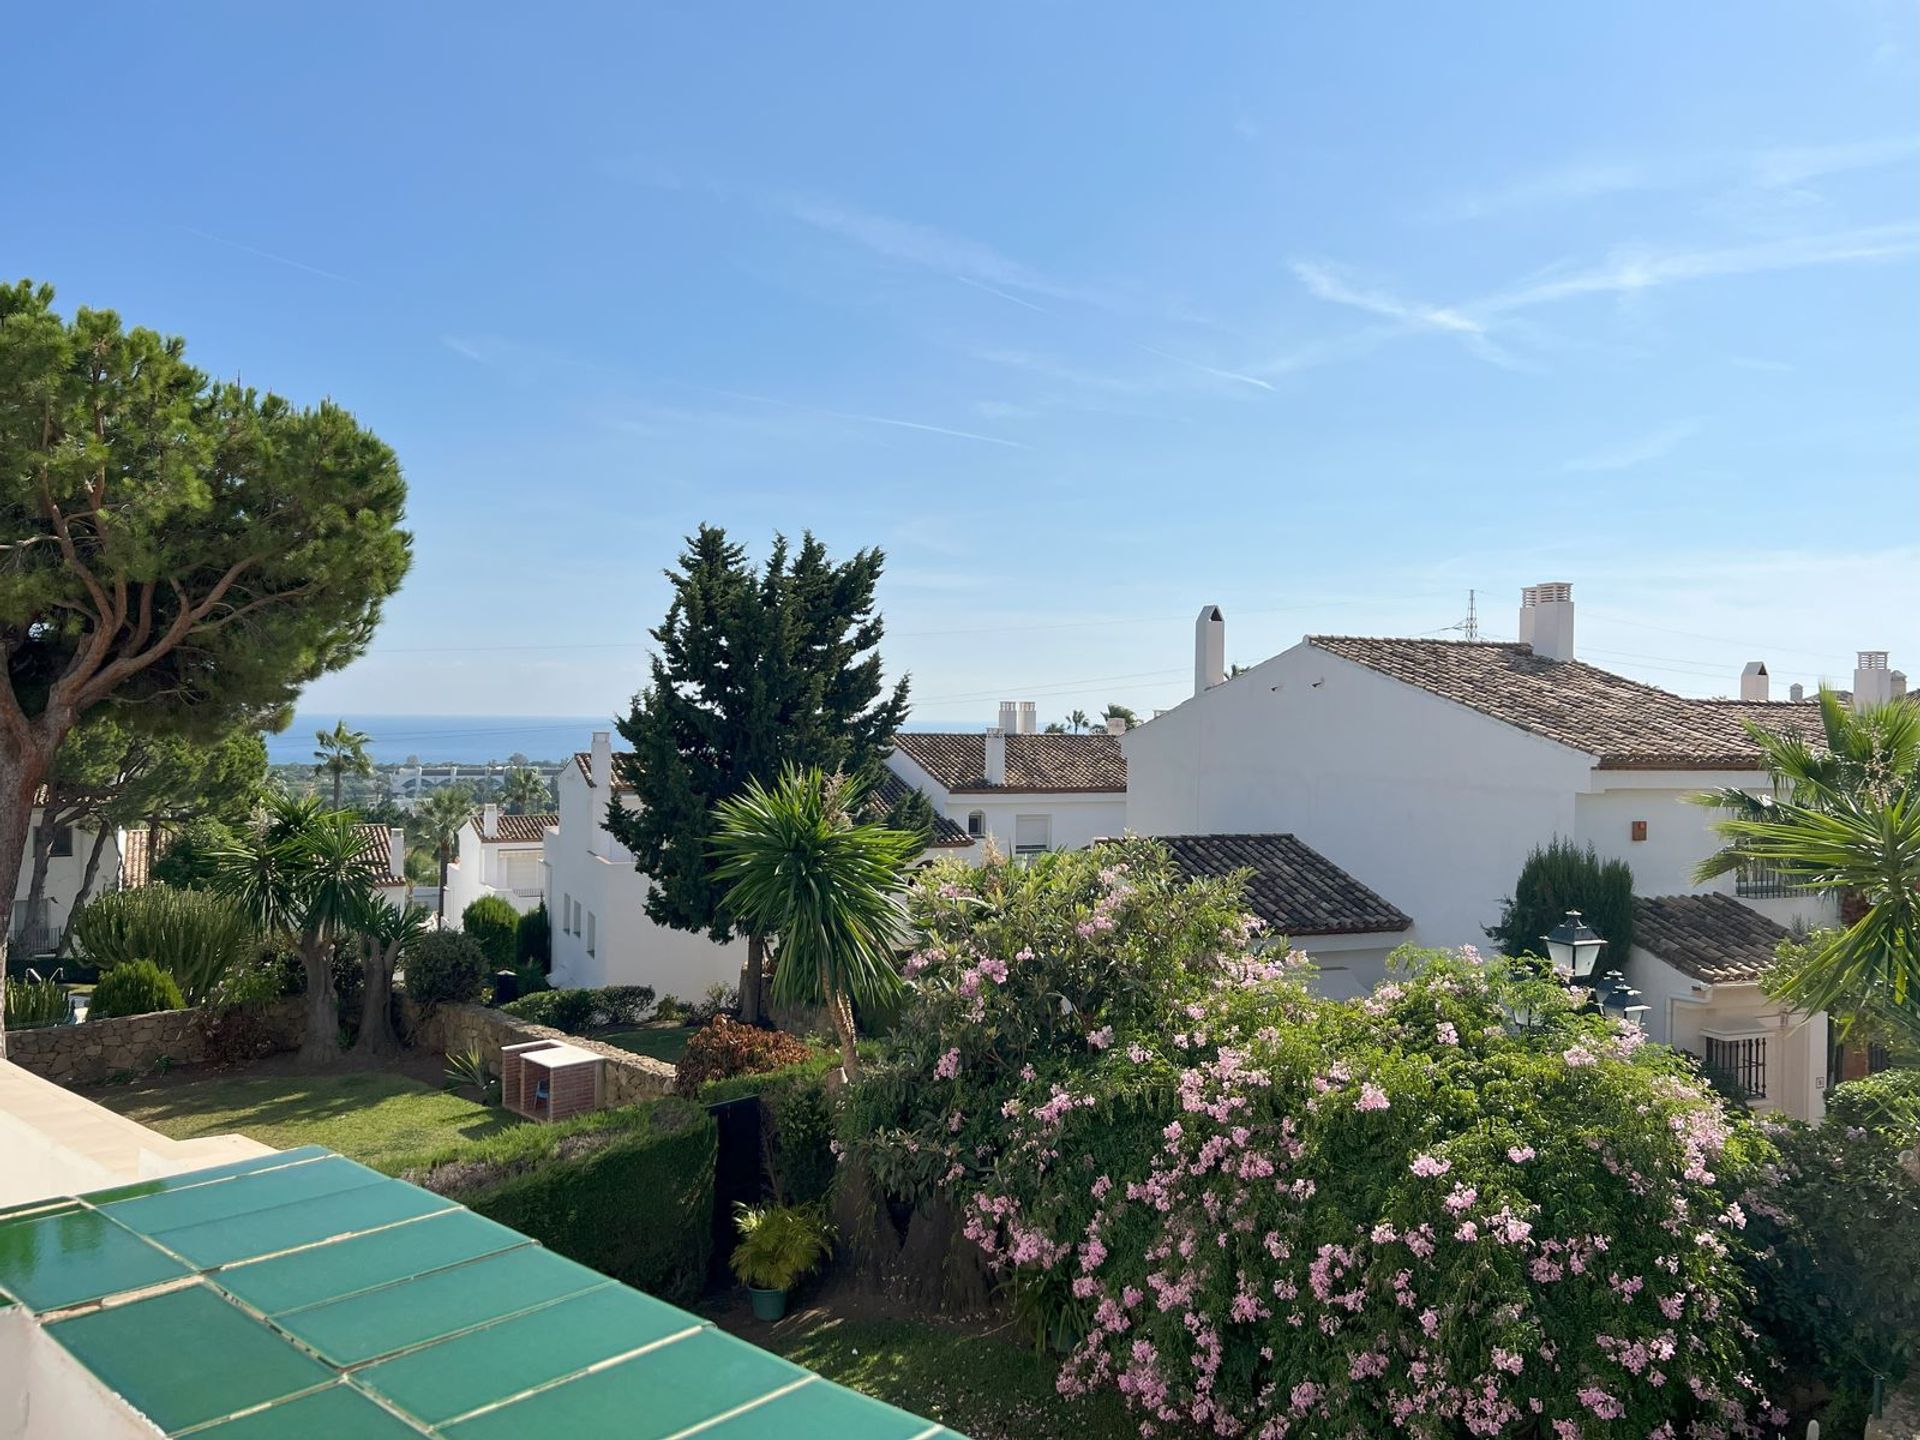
<box><xmin>443</xmin><ymin>803</ymin><xmax>554</xmax><ymax>923</ymax></box>
<box><xmin>1122</xmin><ymin>586</ymin><xmax>1863</xmax><ymax>1120</ymax></box>
<box><xmin>8</xmin><ymin>803</ymin><xmax>151</xmax><ymax>959</ymax></box>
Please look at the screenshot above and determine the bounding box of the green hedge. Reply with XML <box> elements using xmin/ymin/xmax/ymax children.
<box><xmin>499</xmin><ymin>984</ymin><xmax>655</xmax><ymax>1033</ymax></box>
<box><xmin>402</xmin><ymin>1099</ymin><xmax>716</xmax><ymax>1303</ymax></box>
<box><xmin>699</xmin><ymin>1060</ymin><xmax>839</xmax><ymax>1207</ymax></box>
<box><xmin>1826</xmin><ymin>1068</ymin><xmax>1920</xmax><ymax>1135</ymax></box>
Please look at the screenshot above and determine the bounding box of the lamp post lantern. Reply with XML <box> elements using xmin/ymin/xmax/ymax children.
<box><xmin>1542</xmin><ymin>910</ymin><xmax>1606</xmax><ymax>982</ymax></box>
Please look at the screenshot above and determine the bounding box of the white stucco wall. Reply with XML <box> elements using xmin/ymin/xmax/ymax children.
<box><xmin>1123</xmin><ymin>645</ymin><xmax>1594</xmax><ymax>949</ymax></box>
<box><xmin>883</xmin><ymin>751</ymin><xmax>1125</xmax><ymax>859</ymax></box>
<box><xmin>444</xmin><ymin>821</ymin><xmax>549</xmax><ymax>926</ymax></box>
<box><xmin>1628</xmin><ymin>947</ymin><xmax>1827</xmax><ymax>1121</ymax></box>
<box><xmin>10</xmin><ymin>811</ymin><xmax>125</xmax><ymax>937</ymax></box>
<box><xmin>544</xmin><ymin>762</ymin><xmax>739</xmax><ymax>1001</ymax></box>
<box><xmin>1288</xmin><ymin>930</ymin><xmax>1409</xmax><ymax>1002</ymax></box>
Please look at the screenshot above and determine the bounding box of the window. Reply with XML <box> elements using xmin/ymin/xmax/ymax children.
<box><xmin>966</xmin><ymin>811</ymin><xmax>985</xmax><ymax>839</ymax></box>
<box><xmin>561</xmin><ymin>893</ymin><xmax>574</xmax><ymax>934</ymax></box>
<box><xmin>1013</xmin><ymin>814</ymin><xmax>1051</xmax><ymax>856</ymax></box>
<box><xmin>586</xmin><ymin>911</ymin><xmax>597</xmax><ymax>957</ymax></box>
<box><xmin>34</xmin><ymin>825</ymin><xmax>73</xmax><ymax>859</ymax></box>
<box><xmin>1735</xmin><ymin>864</ymin><xmax>1818</xmax><ymax>899</ymax></box>
<box><xmin>571</xmin><ymin>899</ymin><xmax>583</xmax><ymax>936</ymax></box>
<box><xmin>1704</xmin><ymin>1035</ymin><xmax>1768</xmax><ymax>1101</ymax></box>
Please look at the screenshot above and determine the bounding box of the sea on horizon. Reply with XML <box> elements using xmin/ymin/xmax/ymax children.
<box><xmin>270</xmin><ymin>715</ymin><xmax>611</xmax><ymax>767</ymax></box>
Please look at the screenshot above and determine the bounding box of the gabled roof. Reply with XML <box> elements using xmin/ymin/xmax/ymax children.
<box><xmin>472</xmin><ymin>811</ymin><xmax>557</xmax><ymax>845</ymax></box>
<box><xmin>1306</xmin><ymin>636</ymin><xmax>1828</xmax><ymax>771</ymax></box>
<box><xmin>573</xmin><ymin>751</ymin><xmax>633</xmax><ymax>794</ymax></box>
<box><xmin>350</xmin><ymin>823</ymin><xmax>406</xmax><ymax>887</ymax></box>
<box><xmin>1631</xmin><ymin>891</ymin><xmax>1791</xmax><ymax>984</ymax></box>
<box><xmin>867</xmin><ymin>768</ymin><xmax>974</xmax><ymax>848</ymax></box>
<box><xmin>1153</xmin><ymin>832</ymin><xmax>1413</xmax><ymax>937</ymax></box>
<box><xmin>890</xmin><ymin>732</ymin><xmax>1126</xmax><ymax>793</ymax></box>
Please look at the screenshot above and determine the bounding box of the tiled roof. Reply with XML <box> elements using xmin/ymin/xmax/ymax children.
<box><xmin>1631</xmin><ymin>891</ymin><xmax>1791</xmax><ymax>983</ymax></box>
<box><xmin>890</xmin><ymin>731</ymin><xmax>1127</xmax><ymax>793</ymax></box>
<box><xmin>1153</xmin><ymin>833</ymin><xmax>1413</xmax><ymax>937</ymax></box>
<box><xmin>1307</xmin><ymin>636</ymin><xmax>1828</xmax><ymax>771</ymax></box>
<box><xmin>573</xmin><ymin>751</ymin><xmax>634</xmax><ymax>794</ymax></box>
<box><xmin>866</xmin><ymin>769</ymin><xmax>973</xmax><ymax>848</ymax></box>
<box><xmin>119</xmin><ymin>828</ymin><xmax>152</xmax><ymax>889</ymax></box>
<box><xmin>473</xmin><ymin>811</ymin><xmax>556</xmax><ymax>844</ymax></box>
<box><xmin>351</xmin><ymin>823</ymin><xmax>406</xmax><ymax>887</ymax></box>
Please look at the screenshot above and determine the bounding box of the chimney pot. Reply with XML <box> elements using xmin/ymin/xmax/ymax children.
<box><xmin>1739</xmin><ymin>661</ymin><xmax>1769</xmax><ymax>703</ymax></box>
<box><xmin>1016</xmin><ymin>700</ymin><xmax>1036</xmax><ymax>735</ymax></box>
<box><xmin>1853</xmin><ymin>651</ymin><xmax>1894</xmax><ymax>711</ymax></box>
<box><xmin>590</xmin><ymin>730</ymin><xmax>613</xmax><ymax>791</ymax></box>
<box><xmin>1789</xmin><ymin>682</ymin><xmax>1805</xmax><ymax>703</ymax></box>
<box><xmin>482</xmin><ymin>802</ymin><xmax>500</xmax><ymax>837</ymax></box>
<box><xmin>1105</xmin><ymin>715</ymin><xmax>1127</xmax><ymax>737</ymax></box>
<box><xmin>1195</xmin><ymin>604</ymin><xmax>1226</xmax><ymax>696</ymax></box>
<box><xmin>1518</xmin><ymin>582</ymin><xmax>1575</xmax><ymax>661</ymax></box>
<box><xmin>388</xmin><ymin>829</ymin><xmax>405</xmax><ymax>881</ymax></box>
<box><xmin>984</xmin><ymin>727</ymin><xmax>1007</xmax><ymax>786</ymax></box>
<box><xmin>997</xmin><ymin>700</ymin><xmax>1018</xmax><ymax>733</ymax></box>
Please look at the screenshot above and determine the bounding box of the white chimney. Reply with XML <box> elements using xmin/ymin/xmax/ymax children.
<box><xmin>1789</xmin><ymin>682</ymin><xmax>1805</xmax><ymax>703</ymax></box>
<box><xmin>1853</xmin><ymin>651</ymin><xmax>1893</xmax><ymax>710</ymax></box>
<box><xmin>1739</xmin><ymin>661</ymin><xmax>1769</xmax><ymax>702</ymax></box>
<box><xmin>482</xmin><ymin>802</ymin><xmax>500</xmax><ymax>837</ymax></box>
<box><xmin>1016</xmin><ymin>701</ymin><xmax>1036</xmax><ymax>736</ymax></box>
<box><xmin>1195</xmin><ymin>604</ymin><xmax>1226</xmax><ymax>696</ymax></box>
<box><xmin>1104</xmin><ymin>715</ymin><xmax>1127</xmax><ymax>737</ymax></box>
<box><xmin>984</xmin><ymin>727</ymin><xmax>1007</xmax><ymax>785</ymax></box>
<box><xmin>1894</xmin><ymin>671</ymin><xmax>1909</xmax><ymax>701</ymax></box>
<box><xmin>996</xmin><ymin>700</ymin><xmax>1018</xmax><ymax>733</ymax></box>
<box><xmin>1518</xmin><ymin>582</ymin><xmax>1575</xmax><ymax>661</ymax></box>
<box><xmin>590</xmin><ymin>730</ymin><xmax>613</xmax><ymax>790</ymax></box>
<box><xmin>388</xmin><ymin>829</ymin><xmax>405</xmax><ymax>880</ymax></box>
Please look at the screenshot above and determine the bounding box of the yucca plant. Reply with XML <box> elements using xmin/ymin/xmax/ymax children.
<box><xmin>3</xmin><ymin>969</ymin><xmax>68</xmax><ymax>1030</ymax></box>
<box><xmin>729</xmin><ymin>1201</ymin><xmax>832</xmax><ymax>1298</ymax></box>
<box><xmin>711</xmin><ymin>767</ymin><xmax>916</xmax><ymax>1079</ymax></box>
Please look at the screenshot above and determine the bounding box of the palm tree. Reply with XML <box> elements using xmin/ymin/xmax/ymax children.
<box><xmin>417</xmin><ymin>785</ymin><xmax>475</xmax><ymax>922</ymax></box>
<box><xmin>711</xmin><ymin>768</ymin><xmax>917</xmax><ymax>1079</ymax></box>
<box><xmin>1066</xmin><ymin>709</ymin><xmax>1091</xmax><ymax>734</ymax></box>
<box><xmin>1694</xmin><ymin>689</ymin><xmax>1920</xmax><ymax>1024</ymax></box>
<box><xmin>1101</xmin><ymin>703</ymin><xmax>1138</xmax><ymax>733</ymax></box>
<box><xmin>314</xmin><ymin>721</ymin><xmax>375</xmax><ymax>809</ymax></box>
<box><xmin>502</xmin><ymin>766</ymin><xmax>550</xmax><ymax>815</ymax></box>
<box><xmin>212</xmin><ymin>797</ymin><xmax>378</xmax><ymax>1065</ymax></box>
<box><xmin>353</xmin><ymin>896</ymin><xmax>429</xmax><ymax>1058</ymax></box>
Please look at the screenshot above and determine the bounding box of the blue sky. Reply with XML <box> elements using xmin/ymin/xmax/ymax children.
<box><xmin>6</xmin><ymin>4</ymin><xmax>1916</xmax><ymax>725</ymax></box>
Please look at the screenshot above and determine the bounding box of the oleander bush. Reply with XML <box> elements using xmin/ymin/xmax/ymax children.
<box><xmin>673</xmin><ymin>1015</ymin><xmax>812</xmax><ymax>1097</ymax></box>
<box><xmin>89</xmin><ymin>959</ymin><xmax>185</xmax><ymax>1019</ymax></box>
<box><xmin>842</xmin><ymin>843</ymin><xmax>1786</xmax><ymax>1440</ymax></box>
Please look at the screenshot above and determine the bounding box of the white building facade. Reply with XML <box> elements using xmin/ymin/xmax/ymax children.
<box><xmin>9</xmin><ymin>807</ymin><xmax>140</xmax><ymax>959</ymax></box>
<box><xmin>443</xmin><ymin>805</ymin><xmax>554</xmax><ymax>924</ymax></box>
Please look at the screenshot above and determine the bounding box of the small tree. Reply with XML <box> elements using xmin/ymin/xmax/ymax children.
<box><xmin>353</xmin><ymin>896</ymin><xmax>428</xmax><ymax>1058</ymax></box>
<box><xmin>0</xmin><ymin>281</ymin><xmax>409</xmax><ymax>1047</ymax></box>
<box><xmin>416</xmin><ymin>785</ymin><xmax>474</xmax><ymax>922</ymax></box>
<box><xmin>1065</xmin><ymin>709</ymin><xmax>1091</xmax><ymax>733</ymax></box>
<box><xmin>711</xmin><ymin>768</ymin><xmax>914</xmax><ymax>1078</ymax></box>
<box><xmin>1486</xmin><ymin>836</ymin><xmax>1634</xmax><ymax>959</ymax></box>
<box><xmin>608</xmin><ymin>527</ymin><xmax>910</xmax><ymax>1024</ymax></box>
<box><xmin>314</xmin><ymin>721</ymin><xmax>374</xmax><ymax>809</ymax></box>
<box><xmin>461</xmin><ymin>894</ymin><xmax>520</xmax><ymax>969</ymax></box>
<box><xmin>501</xmin><ymin>766</ymin><xmax>550</xmax><ymax>814</ymax></box>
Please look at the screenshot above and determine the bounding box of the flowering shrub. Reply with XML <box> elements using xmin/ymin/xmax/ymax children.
<box><xmin>845</xmin><ymin>842</ymin><xmax>1784</xmax><ymax>1439</ymax></box>
<box><xmin>673</xmin><ymin>1016</ymin><xmax>813</xmax><ymax>1096</ymax></box>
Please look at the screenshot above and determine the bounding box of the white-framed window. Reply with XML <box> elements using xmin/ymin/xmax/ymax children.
<box><xmin>586</xmin><ymin>911</ymin><xmax>597</xmax><ymax>957</ymax></box>
<box><xmin>967</xmin><ymin>811</ymin><xmax>985</xmax><ymax>839</ymax></box>
<box><xmin>1013</xmin><ymin>814</ymin><xmax>1051</xmax><ymax>856</ymax></box>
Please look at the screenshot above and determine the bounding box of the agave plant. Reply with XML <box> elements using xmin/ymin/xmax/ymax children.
<box><xmin>443</xmin><ymin>1043</ymin><xmax>496</xmax><ymax>1102</ymax></box>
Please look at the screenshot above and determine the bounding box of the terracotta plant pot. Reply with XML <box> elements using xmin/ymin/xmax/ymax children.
<box><xmin>749</xmin><ymin>1286</ymin><xmax>788</xmax><ymax>1322</ymax></box>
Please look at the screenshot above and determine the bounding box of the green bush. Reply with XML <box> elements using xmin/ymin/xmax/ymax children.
<box><xmin>71</xmin><ymin>887</ymin><xmax>256</xmax><ymax>1005</ymax></box>
<box><xmin>1486</xmin><ymin>835</ymin><xmax>1634</xmax><ymax>958</ymax></box>
<box><xmin>1825</xmin><ymin>1068</ymin><xmax>1920</xmax><ymax>1136</ymax></box>
<box><xmin>673</xmin><ymin>1016</ymin><xmax>812</xmax><ymax>1097</ymax></box>
<box><xmin>4</xmin><ymin>969</ymin><xmax>69</xmax><ymax>1030</ymax></box>
<box><xmin>404</xmin><ymin>1099</ymin><xmax>717</xmax><ymax>1303</ymax></box>
<box><xmin>148</xmin><ymin>816</ymin><xmax>240</xmax><ymax>890</ymax></box>
<box><xmin>730</xmin><ymin>1202</ymin><xmax>832</xmax><ymax>1291</ymax></box>
<box><xmin>516</xmin><ymin>902</ymin><xmax>551</xmax><ymax>972</ymax></box>
<box><xmin>404</xmin><ymin>931</ymin><xmax>487</xmax><ymax>1007</ymax></box>
<box><xmin>698</xmin><ymin>1060</ymin><xmax>840</xmax><ymax>1206</ymax></box>
<box><xmin>499</xmin><ymin>984</ymin><xmax>657</xmax><ymax>1033</ymax></box>
<box><xmin>461</xmin><ymin>895</ymin><xmax>520</xmax><ymax>969</ymax></box>
<box><xmin>846</xmin><ymin>842</ymin><xmax>1781</xmax><ymax>1438</ymax></box>
<box><xmin>210</xmin><ymin>933</ymin><xmax>305</xmax><ymax>1007</ymax></box>
<box><xmin>90</xmin><ymin>960</ymin><xmax>185</xmax><ymax>1019</ymax></box>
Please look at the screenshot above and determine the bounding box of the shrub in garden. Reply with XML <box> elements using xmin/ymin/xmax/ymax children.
<box><xmin>403</xmin><ymin>930</ymin><xmax>487</xmax><ymax>1007</ymax></box>
<box><xmin>90</xmin><ymin>959</ymin><xmax>185</xmax><ymax>1019</ymax></box>
<box><xmin>499</xmin><ymin>984</ymin><xmax>657</xmax><ymax>1034</ymax></box>
<box><xmin>461</xmin><ymin>895</ymin><xmax>520</xmax><ymax>969</ymax></box>
<box><xmin>673</xmin><ymin>1015</ymin><xmax>812</xmax><ymax>1096</ymax></box>
<box><xmin>1486</xmin><ymin>836</ymin><xmax>1634</xmax><ymax>958</ymax></box>
<box><xmin>516</xmin><ymin>901</ymin><xmax>551</xmax><ymax>972</ymax></box>
<box><xmin>698</xmin><ymin>1060</ymin><xmax>842</xmax><ymax>1205</ymax></box>
<box><xmin>403</xmin><ymin>1099</ymin><xmax>717</xmax><ymax>1302</ymax></box>
<box><xmin>71</xmin><ymin>887</ymin><xmax>256</xmax><ymax>1005</ymax></box>
<box><xmin>1823</xmin><ymin>1067</ymin><xmax>1920</xmax><ymax>1136</ymax></box>
<box><xmin>4</xmin><ymin>969</ymin><xmax>68</xmax><ymax>1029</ymax></box>
<box><xmin>844</xmin><ymin>842</ymin><xmax>1784</xmax><ymax>1440</ymax></box>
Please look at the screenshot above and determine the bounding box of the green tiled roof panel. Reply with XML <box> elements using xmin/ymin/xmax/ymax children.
<box><xmin>6</xmin><ymin>1147</ymin><xmax>960</xmax><ymax>1440</ymax></box>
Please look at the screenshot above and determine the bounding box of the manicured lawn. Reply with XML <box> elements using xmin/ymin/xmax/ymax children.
<box><xmin>97</xmin><ymin>1070</ymin><xmax>522</xmax><ymax>1174</ymax></box>
<box><xmin>757</xmin><ymin>1316</ymin><xmax>1136</xmax><ymax>1440</ymax></box>
<box><xmin>600</xmin><ymin>1025</ymin><xmax>695</xmax><ymax>1064</ymax></box>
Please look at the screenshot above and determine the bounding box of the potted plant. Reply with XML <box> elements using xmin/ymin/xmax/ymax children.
<box><xmin>729</xmin><ymin>1202</ymin><xmax>831</xmax><ymax>1321</ymax></box>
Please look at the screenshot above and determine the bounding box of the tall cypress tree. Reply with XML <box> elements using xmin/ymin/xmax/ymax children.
<box><xmin>608</xmin><ymin>527</ymin><xmax>911</xmax><ymax>1022</ymax></box>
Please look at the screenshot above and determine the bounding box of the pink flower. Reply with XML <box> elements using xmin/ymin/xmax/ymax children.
<box><xmin>1354</xmin><ymin>1082</ymin><xmax>1391</xmax><ymax>1112</ymax></box>
<box><xmin>1087</xmin><ymin>1025</ymin><xmax>1114</xmax><ymax>1050</ymax></box>
<box><xmin>1562</xmin><ymin>1044</ymin><xmax>1597</xmax><ymax>1068</ymax></box>
<box><xmin>1410</xmin><ymin>1153</ymin><xmax>1451</xmax><ymax>1178</ymax></box>
<box><xmin>934</xmin><ymin>1048</ymin><xmax>961</xmax><ymax>1080</ymax></box>
<box><xmin>1436</xmin><ymin>1021</ymin><xmax>1459</xmax><ymax>1046</ymax></box>
<box><xmin>1507</xmin><ymin>1145</ymin><xmax>1536</xmax><ymax>1163</ymax></box>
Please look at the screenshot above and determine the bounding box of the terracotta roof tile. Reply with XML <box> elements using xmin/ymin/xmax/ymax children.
<box><xmin>119</xmin><ymin>828</ymin><xmax>152</xmax><ymax>889</ymax></box>
<box><xmin>1152</xmin><ymin>832</ymin><xmax>1412</xmax><ymax>937</ymax></box>
<box><xmin>574</xmin><ymin>751</ymin><xmax>634</xmax><ymax>794</ymax></box>
<box><xmin>890</xmin><ymin>732</ymin><xmax>1126</xmax><ymax>793</ymax></box>
<box><xmin>1631</xmin><ymin>892</ymin><xmax>1790</xmax><ymax>984</ymax></box>
<box><xmin>1307</xmin><ymin>637</ymin><xmax>1828</xmax><ymax>770</ymax></box>
<box><xmin>350</xmin><ymin>823</ymin><xmax>406</xmax><ymax>887</ymax></box>
<box><xmin>473</xmin><ymin>811</ymin><xmax>557</xmax><ymax>844</ymax></box>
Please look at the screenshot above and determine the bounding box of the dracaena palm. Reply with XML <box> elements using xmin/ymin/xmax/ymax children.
<box><xmin>1693</xmin><ymin>689</ymin><xmax>1920</xmax><ymax>1023</ymax></box>
<box><xmin>353</xmin><ymin>895</ymin><xmax>429</xmax><ymax>1058</ymax></box>
<box><xmin>711</xmin><ymin>767</ymin><xmax>916</xmax><ymax>1078</ymax></box>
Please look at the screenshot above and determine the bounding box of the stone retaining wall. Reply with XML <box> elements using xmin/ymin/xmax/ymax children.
<box><xmin>7</xmin><ymin>999</ymin><xmax>306</xmax><ymax>1086</ymax></box>
<box><xmin>408</xmin><ymin>1000</ymin><xmax>675</xmax><ymax>1106</ymax></box>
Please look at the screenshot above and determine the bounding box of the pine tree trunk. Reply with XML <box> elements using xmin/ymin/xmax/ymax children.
<box><xmin>298</xmin><ymin>933</ymin><xmax>342</xmax><ymax>1066</ymax></box>
<box><xmin>0</xmin><ymin>744</ymin><xmax>57</xmax><ymax>1058</ymax></box>
<box><xmin>54</xmin><ymin>826</ymin><xmax>113</xmax><ymax>957</ymax></box>
<box><xmin>742</xmin><ymin>933</ymin><xmax>766</xmax><ymax>1025</ymax></box>
<box><xmin>19</xmin><ymin>809</ymin><xmax>59</xmax><ymax>952</ymax></box>
<box><xmin>829</xmin><ymin>984</ymin><xmax>860</xmax><ymax>1081</ymax></box>
<box><xmin>354</xmin><ymin>937</ymin><xmax>400</xmax><ymax>1059</ymax></box>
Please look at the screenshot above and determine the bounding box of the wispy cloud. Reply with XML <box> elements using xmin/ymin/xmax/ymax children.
<box><xmin>1291</xmin><ymin>261</ymin><xmax>1484</xmax><ymax>334</ymax></box>
<box><xmin>1750</xmin><ymin>135</ymin><xmax>1920</xmax><ymax>189</ymax></box>
<box><xmin>705</xmin><ymin>387</ymin><xmax>1030</xmax><ymax>449</ymax></box>
<box><xmin>1129</xmin><ymin>343</ymin><xmax>1274</xmax><ymax>392</ymax></box>
<box><xmin>180</xmin><ymin>226</ymin><xmax>356</xmax><ymax>284</ymax></box>
<box><xmin>1564</xmin><ymin>419</ymin><xmax>1703</xmax><ymax>473</ymax></box>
